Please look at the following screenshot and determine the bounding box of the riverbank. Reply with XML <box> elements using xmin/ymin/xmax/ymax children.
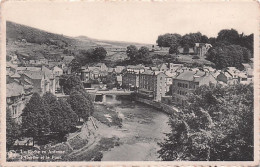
<box><xmin>135</xmin><ymin>97</ymin><xmax>179</xmax><ymax>115</ymax></box>
<box><xmin>16</xmin><ymin>99</ymin><xmax>170</xmax><ymax>162</ymax></box>
<box><xmin>93</xmin><ymin>104</ymin><xmax>123</xmax><ymax>127</ymax></box>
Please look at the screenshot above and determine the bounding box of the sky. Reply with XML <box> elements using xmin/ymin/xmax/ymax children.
<box><xmin>3</xmin><ymin>1</ymin><xmax>259</xmax><ymax>44</ymax></box>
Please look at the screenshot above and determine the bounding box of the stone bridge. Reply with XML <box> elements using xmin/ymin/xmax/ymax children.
<box><xmin>86</xmin><ymin>90</ymin><xmax>134</xmax><ymax>103</ymax></box>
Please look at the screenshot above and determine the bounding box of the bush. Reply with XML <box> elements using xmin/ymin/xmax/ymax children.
<box><xmin>93</xmin><ymin>152</ymin><xmax>103</xmax><ymax>161</ymax></box>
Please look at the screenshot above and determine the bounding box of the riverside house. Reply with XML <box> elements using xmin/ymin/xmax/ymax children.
<box><xmin>172</xmin><ymin>70</ymin><xmax>217</xmax><ymax>106</ymax></box>
<box><xmin>122</xmin><ymin>65</ymin><xmax>145</xmax><ymax>90</ymax></box>
<box><xmin>138</xmin><ymin>70</ymin><xmax>167</xmax><ymax>101</ymax></box>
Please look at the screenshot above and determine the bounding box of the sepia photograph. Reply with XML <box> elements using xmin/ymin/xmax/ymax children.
<box><xmin>1</xmin><ymin>1</ymin><xmax>259</xmax><ymax>166</ymax></box>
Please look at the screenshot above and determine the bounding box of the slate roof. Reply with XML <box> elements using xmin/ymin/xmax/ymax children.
<box><xmin>174</xmin><ymin>71</ymin><xmax>206</xmax><ymax>82</ymax></box>
<box><xmin>108</xmin><ymin>68</ymin><xmax>115</xmax><ymax>73</ymax></box>
<box><xmin>242</xmin><ymin>63</ymin><xmax>252</xmax><ymax>69</ymax></box>
<box><xmin>23</xmin><ymin>71</ymin><xmax>44</xmax><ymax>80</ymax></box>
<box><xmin>62</xmin><ymin>56</ymin><xmax>74</xmax><ymax>64</ymax></box>
<box><xmin>211</xmin><ymin>70</ymin><xmax>221</xmax><ymax>78</ymax></box>
<box><xmin>141</xmin><ymin>70</ymin><xmax>154</xmax><ymax>75</ymax></box>
<box><xmin>150</xmin><ymin>67</ymin><xmax>159</xmax><ymax>71</ymax></box>
<box><xmin>10</xmin><ymin>73</ymin><xmax>21</xmax><ymax>78</ymax></box>
<box><xmin>165</xmin><ymin>71</ymin><xmax>177</xmax><ymax>77</ymax></box>
<box><xmin>17</xmin><ymin>67</ymin><xmax>41</xmax><ymax>72</ymax></box>
<box><xmin>6</xmin><ymin>82</ymin><xmax>24</xmax><ymax>98</ymax></box>
<box><xmin>127</xmin><ymin>64</ymin><xmax>145</xmax><ymax>69</ymax></box>
<box><xmin>95</xmin><ymin>63</ymin><xmax>106</xmax><ymax>67</ymax></box>
<box><xmin>88</xmin><ymin>67</ymin><xmax>100</xmax><ymax>71</ymax></box>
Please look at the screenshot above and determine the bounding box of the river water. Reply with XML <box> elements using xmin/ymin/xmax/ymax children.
<box><xmin>102</xmin><ymin>97</ymin><xmax>171</xmax><ymax>161</ymax></box>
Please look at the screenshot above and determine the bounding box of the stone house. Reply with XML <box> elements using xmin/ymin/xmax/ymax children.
<box><xmin>20</xmin><ymin>71</ymin><xmax>55</xmax><ymax>95</ymax></box>
<box><xmin>158</xmin><ymin>63</ymin><xmax>168</xmax><ymax>72</ymax></box>
<box><xmin>194</xmin><ymin>43</ymin><xmax>212</xmax><ymax>57</ymax></box>
<box><xmin>6</xmin><ymin>82</ymin><xmax>26</xmax><ymax>124</ymax></box>
<box><xmin>172</xmin><ymin>70</ymin><xmax>217</xmax><ymax>106</ymax></box>
<box><xmin>138</xmin><ymin>70</ymin><xmax>167</xmax><ymax>101</ymax></box>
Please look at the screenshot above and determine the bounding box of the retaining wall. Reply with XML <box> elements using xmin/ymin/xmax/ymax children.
<box><xmin>135</xmin><ymin>97</ymin><xmax>178</xmax><ymax>115</ymax></box>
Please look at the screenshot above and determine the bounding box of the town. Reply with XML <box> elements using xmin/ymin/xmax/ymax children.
<box><xmin>6</xmin><ymin>21</ymin><xmax>254</xmax><ymax>161</ymax></box>
<box><xmin>7</xmin><ymin>45</ymin><xmax>253</xmax><ymax>125</ymax></box>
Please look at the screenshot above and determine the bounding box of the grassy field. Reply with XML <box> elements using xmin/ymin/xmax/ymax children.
<box><xmin>176</xmin><ymin>54</ymin><xmax>213</xmax><ymax>66</ymax></box>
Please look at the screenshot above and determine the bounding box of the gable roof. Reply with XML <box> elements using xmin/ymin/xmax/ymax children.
<box><xmin>6</xmin><ymin>82</ymin><xmax>24</xmax><ymax>98</ymax></box>
<box><xmin>127</xmin><ymin>64</ymin><xmax>145</xmax><ymax>69</ymax></box>
<box><xmin>165</xmin><ymin>71</ymin><xmax>177</xmax><ymax>77</ymax></box>
<box><xmin>17</xmin><ymin>67</ymin><xmax>41</xmax><ymax>72</ymax></box>
<box><xmin>141</xmin><ymin>70</ymin><xmax>154</xmax><ymax>75</ymax></box>
<box><xmin>95</xmin><ymin>63</ymin><xmax>106</xmax><ymax>67</ymax></box>
<box><xmin>158</xmin><ymin>63</ymin><xmax>168</xmax><ymax>69</ymax></box>
<box><xmin>88</xmin><ymin>67</ymin><xmax>100</xmax><ymax>71</ymax></box>
<box><xmin>22</xmin><ymin>71</ymin><xmax>45</xmax><ymax>80</ymax></box>
<box><xmin>10</xmin><ymin>73</ymin><xmax>21</xmax><ymax>78</ymax></box>
<box><xmin>62</xmin><ymin>56</ymin><xmax>74</xmax><ymax>64</ymax></box>
<box><xmin>174</xmin><ymin>71</ymin><xmax>206</xmax><ymax>82</ymax></box>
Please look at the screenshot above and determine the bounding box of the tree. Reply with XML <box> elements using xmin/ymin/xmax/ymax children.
<box><xmin>138</xmin><ymin>46</ymin><xmax>150</xmax><ymax>59</ymax></box>
<box><xmin>180</xmin><ymin>32</ymin><xmax>202</xmax><ymax>48</ymax></box>
<box><xmin>183</xmin><ymin>44</ymin><xmax>190</xmax><ymax>54</ymax></box>
<box><xmin>49</xmin><ymin>99</ymin><xmax>78</xmax><ymax>135</ymax></box>
<box><xmin>216</xmin><ymin>29</ymin><xmax>239</xmax><ymax>44</ymax></box>
<box><xmin>59</xmin><ymin>74</ymin><xmax>84</xmax><ymax>95</ymax></box>
<box><xmin>75</xmin><ymin>48</ymin><xmax>95</xmax><ymax>65</ymax></box>
<box><xmin>156</xmin><ymin>33</ymin><xmax>181</xmax><ymax>47</ymax></box>
<box><xmin>169</xmin><ymin>44</ymin><xmax>179</xmax><ymax>54</ymax></box>
<box><xmin>42</xmin><ymin>92</ymin><xmax>78</xmax><ymax>138</ymax></box>
<box><xmin>91</xmin><ymin>47</ymin><xmax>107</xmax><ymax>62</ymax></box>
<box><xmin>78</xmin><ymin>89</ymin><xmax>95</xmax><ymax>116</ymax></box>
<box><xmin>158</xmin><ymin>84</ymin><xmax>254</xmax><ymax>161</ymax></box>
<box><xmin>208</xmin><ymin>37</ymin><xmax>216</xmax><ymax>45</ymax></box>
<box><xmin>206</xmin><ymin>44</ymin><xmax>251</xmax><ymax>70</ymax></box>
<box><xmin>200</xmin><ymin>35</ymin><xmax>209</xmax><ymax>43</ymax></box>
<box><xmin>126</xmin><ymin>45</ymin><xmax>138</xmax><ymax>61</ymax></box>
<box><xmin>69</xmin><ymin>59</ymin><xmax>81</xmax><ymax>73</ymax></box>
<box><xmin>42</xmin><ymin>92</ymin><xmax>57</xmax><ymax>106</ymax></box>
<box><xmin>6</xmin><ymin>108</ymin><xmax>20</xmax><ymax>149</ymax></box>
<box><xmin>67</xmin><ymin>90</ymin><xmax>93</xmax><ymax>122</ymax></box>
<box><xmin>22</xmin><ymin>93</ymin><xmax>50</xmax><ymax>145</ymax></box>
<box><xmin>238</xmin><ymin>33</ymin><xmax>254</xmax><ymax>56</ymax></box>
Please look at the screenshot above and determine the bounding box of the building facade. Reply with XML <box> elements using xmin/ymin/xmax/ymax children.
<box><xmin>172</xmin><ymin>70</ymin><xmax>217</xmax><ymax>105</ymax></box>
<box><xmin>138</xmin><ymin>70</ymin><xmax>167</xmax><ymax>101</ymax></box>
<box><xmin>6</xmin><ymin>82</ymin><xmax>26</xmax><ymax>124</ymax></box>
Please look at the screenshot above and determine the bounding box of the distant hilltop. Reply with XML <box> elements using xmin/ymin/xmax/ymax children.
<box><xmin>6</xmin><ymin>21</ymin><xmax>152</xmax><ymax>49</ymax></box>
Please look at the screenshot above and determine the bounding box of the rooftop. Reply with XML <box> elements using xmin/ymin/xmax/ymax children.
<box><xmin>174</xmin><ymin>70</ymin><xmax>206</xmax><ymax>82</ymax></box>
<box><xmin>22</xmin><ymin>71</ymin><xmax>45</xmax><ymax>80</ymax></box>
<box><xmin>6</xmin><ymin>82</ymin><xmax>24</xmax><ymax>98</ymax></box>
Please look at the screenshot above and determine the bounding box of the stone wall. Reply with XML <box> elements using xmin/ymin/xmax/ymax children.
<box><xmin>135</xmin><ymin>97</ymin><xmax>177</xmax><ymax>115</ymax></box>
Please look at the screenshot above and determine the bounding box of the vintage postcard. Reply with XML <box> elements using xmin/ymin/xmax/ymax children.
<box><xmin>0</xmin><ymin>0</ymin><xmax>259</xmax><ymax>166</ymax></box>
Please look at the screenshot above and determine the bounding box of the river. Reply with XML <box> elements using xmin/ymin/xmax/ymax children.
<box><xmin>101</xmin><ymin>96</ymin><xmax>171</xmax><ymax>161</ymax></box>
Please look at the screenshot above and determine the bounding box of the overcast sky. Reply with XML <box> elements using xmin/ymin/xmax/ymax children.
<box><xmin>3</xmin><ymin>1</ymin><xmax>258</xmax><ymax>44</ymax></box>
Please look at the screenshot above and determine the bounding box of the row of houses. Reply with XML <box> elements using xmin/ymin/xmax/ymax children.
<box><xmin>6</xmin><ymin>62</ymin><xmax>64</xmax><ymax>124</ymax></box>
<box><xmin>10</xmin><ymin>52</ymin><xmax>74</xmax><ymax>69</ymax></box>
<box><xmin>121</xmin><ymin>63</ymin><xmax>253</xmax><ymax>106</ymax></box>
